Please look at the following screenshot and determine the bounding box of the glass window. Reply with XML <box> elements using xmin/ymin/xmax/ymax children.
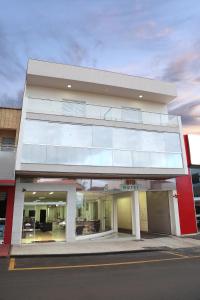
<box><xmin>113</xmin><ymin>150</ymin><xmax>132</xmax><ymax>167</ymax></box>
<box><xmin>122</xmin><ymin>108</ymin><xmax>141</xmax><ymax>123</ymax></box>
<box><xmin>22</xmin><ymin>144</ymin><xmax>46</xmax><ymax>163</ymax></box>
<box><xmin>62</xmin><ymin>100</ymin><xmax>86</xmax><ymax>117</ymax></box>
<box><xmin>22</xmin><ymin>120</ymin><xmax>183</xmax><ymax>169</ymax></box>
<box><xmin>76</xmin><ymin>191</ymin><xmax>113</xmax><ymax>236</ymax></box>
<box><xmin>92</xmin><ymin>126</ymin><xmax>112</xmax><ymax>148</ymax></box>
<box><xmin>22</xmin><ymin>191</ymin><xmax>66</xmax><ymax>244</ymax></box>
<box><xmin>113</xmin><ymin>128</ymin><xmax>140</xmax><ymax>150</ymax></box>
<box><xmin>90</xmin><ymin>149</ymin><xmax>112</xmax><ymax>166</ymax></box>
<box><xmin>164</xmin><ymin>133</ymin><xmax>181</xmax><ymax>152</ymax></box>
<box><xmin>191</xmin><ymin>168</ymin><xmax>200</xmax><ymax>198</ymax></box>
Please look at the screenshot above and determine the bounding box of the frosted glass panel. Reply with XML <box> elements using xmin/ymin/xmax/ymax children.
<box><xmin>113</xmin><ymin>150</ymin><xmax>132</xmax><ymax>167</ymax></box>
<box><xmin>62</xmin><ymin>101</ymin><xmax>86</xmax><ymax>117</ymax></box>
<box><xmin>22</xmin><ymin>144</ymin><xmax>46</xmax><ymax>163</ymax></box>
<box><xmin>93</xmin><ymin>126</ymin><xmax>112</xmax><ymax>148</ymax></box>
<box><xmin>22</xmin><ymin>120</ymin><xmax>183</xmax><ymax>169</ymax></box>
<box><xmin>122</xmin><ymin>108</ymin><xmax>141</xmax><ymax>123</ymax></box>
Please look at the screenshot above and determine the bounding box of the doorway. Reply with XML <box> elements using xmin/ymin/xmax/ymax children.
<box><xmin>146</xmin><ymin>191</ymin><xmax>171</xmax><ymax>235</ymax></box>
<box><xmin>0</xmin><ymin>191</ymin><xmax>7</xmax><ymax>244</ymax></box>
<box><xmin>22</xmin><ymin>191</ymin><xmax>67</xmax><ymax>243</ymax></box>
<box><xmin>117</xmin><ymin>193</ymin><xmax>132</xmax><ymax>234</ymax></box>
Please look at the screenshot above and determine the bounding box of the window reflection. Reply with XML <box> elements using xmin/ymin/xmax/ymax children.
<box><xmin>76</xmin><ymin>191</ymin><xmax>113</xmax><ymax>236</ymax></box>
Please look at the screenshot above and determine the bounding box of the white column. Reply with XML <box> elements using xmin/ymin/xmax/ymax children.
<box><xmin>66</xmin><ymin>186</ymin><xmax>76</xmax><ymax>242</ymax></box>
<box><xmin>11</xmin><ymin>181</ymin><xmax>24</xmax><ymax>245</ymax></box>
<box><xmin>169</xmin><ymin>191</ymin><xmax>181</xmax><ymax>236</ymax></box>
<box><xmin>113</xmin><ymin>198</ymin><xmax>118</xmax><ymax>232</ymax></box>
<box><xmin>131</xmin><ymin>191</ymin><xmax>141</xmax><ymax>240</ymax></box>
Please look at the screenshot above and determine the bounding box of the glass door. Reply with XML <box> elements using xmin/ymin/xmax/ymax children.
<box><xmin>0</xmin><ymin>191</ymin><xmax>8</xmax><ymax>244</ymax></box>
<box><xmin>22</xmin><ymin>191</ymin><xmax>67</xmax><ymax>244</ymax></box>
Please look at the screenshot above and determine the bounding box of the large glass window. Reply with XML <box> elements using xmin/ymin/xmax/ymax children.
<box><xmin>76</xmin><ymin>192</ymin><xmax>113</xmax><ymax>236</ymax></box>
<box><xmin>22</xmin><ymin>192</ymin><xmax>66</xmax><ymax>244</ymax></box>
<box><xmin>191</xmin><ymin>168</ymin><xmax>200</xmax><ymax>198</ymax></box>
<box><xmin>22</xmin><ymin>120</ymin><xmax>183</xmax><ymax>168</ymax></box>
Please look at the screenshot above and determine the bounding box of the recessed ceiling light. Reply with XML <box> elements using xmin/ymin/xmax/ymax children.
<box><xmin>49</xmin><ymin>192</ymin><xmax>54</xmax><ymax>195</ymax></box>
<box><xmin>32</xmin><ymin>192</ymin><xmax>36</xmax><ymax>195</ymax></box>
<box><xmin>67</xmin><ymin>84</ymin><xmax>71</xmax><ymax>88</ymax></box>
<box><xmin>139</xmin><ymin>95</ymin><xmax>143</xmax><ymax>98</ymax></box>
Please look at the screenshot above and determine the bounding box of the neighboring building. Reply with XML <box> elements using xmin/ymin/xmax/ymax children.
<box><xmin>176</xmin><ymin>134</ymin><xmax>200</xmax><ymax>233</ymax></box>
<box><xmin>11</xmin><ymin>59</ymin><xmax>189</xmax><ymax>246</ymax></box>
<box><xmin>0</xmin><ymin>107</ymin><xmax>21</xmax><ymax>244</ymax></box>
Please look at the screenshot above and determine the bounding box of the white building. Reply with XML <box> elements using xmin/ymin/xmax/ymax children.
<box><xmin>11</xmin><ymin>59</ymin><xmax>187</xmax><ymax>245</ymax></box>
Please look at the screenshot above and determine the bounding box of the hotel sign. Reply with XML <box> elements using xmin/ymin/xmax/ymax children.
<box><xmin>120</xmin><ymin>184</ymin><xmax>142</xmax><ymax>191</ymax></box>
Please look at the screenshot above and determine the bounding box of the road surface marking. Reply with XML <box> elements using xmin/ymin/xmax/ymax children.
<box><xmin>8</xmin><ymin>258</ymin><xmax>15</xmax><ymax>271</ymax></box>
<box><xmin>8</xmin><ymin>255</ymin><xmax>200</xmax><ymax>272</ymax></box>
<box><xmin>165</xmin><ymin>251</ymin><xmax>189</xmax><ymax>258</ymax></box>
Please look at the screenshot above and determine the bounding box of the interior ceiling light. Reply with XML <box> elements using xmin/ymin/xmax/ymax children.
<box><xmin>67</xmin><ymin>84</ymin><xmax>72</xmax><ymax>88</ymax></box>
<box><xmin>139</xmin><ymin>95</ymin><xmax>143</xmax><ymax>98</ymax></box>
<box><xmin>49</xmin><ymin>192</ymin><xmax>54</xmax><ymax>195</ymax></box>
<box><xmin>32</xmin><ymin>192</ymin><xmax>36</xmax><ymax>195</ymax></box>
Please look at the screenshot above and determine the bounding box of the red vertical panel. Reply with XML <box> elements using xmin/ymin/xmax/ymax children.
<box><xmin>176</xmin><ymin>174</ymin><xmax>197</xmax><ymax>234</ymax></box>
<box><xmin>184</xmin><ymin>135</ymin><xmax>191</xmax><ymax>166</ymax></box>
<box><xmin>0</xmin><ymin>186</ymin><xmax>15</xmax><ymax>244</ymax></box>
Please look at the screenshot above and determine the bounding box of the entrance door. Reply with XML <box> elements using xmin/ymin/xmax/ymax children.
<box><xmin>147</xmin><ymin>191</ymin><xmax>171</xmax><ymax>235</ymax></box>
<box><xmin>0</xmin><ymin>191</ymin><xmax>7</xmax><ymax>244</ymax></box>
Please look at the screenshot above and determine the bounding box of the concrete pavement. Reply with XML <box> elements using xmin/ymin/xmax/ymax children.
<box><xmin>11</xmin><ymin>235</ymin><xmax>200</xmax><ymax>256</ymax></box>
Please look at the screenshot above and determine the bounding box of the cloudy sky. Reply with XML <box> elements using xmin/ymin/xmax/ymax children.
<box><xmin>0</xmin><ymin>0</ymin><xmax>200</xmax><ymax>133</ymax></box>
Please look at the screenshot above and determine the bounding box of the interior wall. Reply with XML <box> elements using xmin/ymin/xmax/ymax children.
<box><xmin>117</xmin><ymin>193</ymin><xmax>132</xmax><ymax>231</ymax></box>
<box><xmin>139</xmin><ymin>192</ymin><xmax>148</xmax><ymax>232</ymax></box>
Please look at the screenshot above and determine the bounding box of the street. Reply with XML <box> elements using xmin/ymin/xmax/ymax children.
<box><xmin>1</xmin><ymin>248</ymin><xmax>200</xmax><ymax>300</ymax></box>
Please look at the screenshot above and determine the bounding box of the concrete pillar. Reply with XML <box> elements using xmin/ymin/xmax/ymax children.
<box><xmin>113</xmin><ymin>198</ymin><xmax>118</xmax><ymax>232</ymax></box>
<box><xmin>66</xmin><ymin>186</ymin><xmax>76</xmax><ymax>242</ymax></box>
<box><xmin>11</xmin><ymin>181</ymin><xmax>24</xmax><ymax>245</ymax></box>
<box><xmin>169</xmin><ymin>191</ymin><xmax>181</xmax><ymax>236</ymax></box>
<box><xmin>131</xmin><ymin>191</ymin><xmax>141</xmax><ymax>240</ymax></box>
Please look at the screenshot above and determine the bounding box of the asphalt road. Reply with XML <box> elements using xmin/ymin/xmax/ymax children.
<box><xmin>1</xmin><ymin>248</ymin><xmax>200</xmax><ymax>300</ymax></box>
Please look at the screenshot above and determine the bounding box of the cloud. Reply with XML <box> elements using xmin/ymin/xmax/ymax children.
<box><xmin>135</xmin><ymin>21</ymin><xmax>173</xmax><ymax>40</ymax></box>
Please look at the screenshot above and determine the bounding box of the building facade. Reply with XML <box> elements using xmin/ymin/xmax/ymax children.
<box><xmin>0</xmin><ymin>108</ymin><xmax>21</xmax><ymax>244</ymax></box>
<box><xmin>11</xmin><ymin>59</ymin><xmax>189</xmax><ymax>245</ymax></box>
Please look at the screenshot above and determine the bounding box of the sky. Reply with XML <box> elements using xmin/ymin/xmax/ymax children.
<box><xmin>0</xmin><ymin>0</ymin><xmax>200</xmax><ymax>133</ymax></box>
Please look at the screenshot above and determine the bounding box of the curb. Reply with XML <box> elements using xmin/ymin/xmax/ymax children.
<box><xmin>10</xmin><ymin>247</ymin><xmax>170</xmax><ymax>258</ymax></box>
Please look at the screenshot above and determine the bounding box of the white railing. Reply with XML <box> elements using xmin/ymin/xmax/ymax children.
<box><xmin>27</xmin><ymin>97</ymin><xmax>179</xmax><ymax>127</ymax></box>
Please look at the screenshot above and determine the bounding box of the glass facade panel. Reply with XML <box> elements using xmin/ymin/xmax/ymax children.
<box><xmin>92</xmin><ymin>126</ymin><xmax>112</xmax><ymax>148</ymax></box>
<box><xmin>122</xmin><ymin>108</ymin><xmax>141</xmax><ymax>123</ymax></box>
<box><xmin>113</xmin><ymin>150</ymin><xmax>132</xmax><ymax>167</ymax></box>
<box><xmin>191</xmin><ymin>168</ymin><xmax>200</xmax><ymax>198</ymax></box>
<box><xmin>164</xmin><ymin>133</ymin><xmax>181</xmax><ymax>152</ymax></box>
<box><xmin>22</xmin><ymin>120</ymin><xmax>183</xmax><ymax>169</ymax></box>
<box><xmin>76</xmin><ymin>191</ymin><xmax>113</xmax><ymax>236</ymax></box>
<box><xmin>22</xmin><ymin>192</ymin><xmax>66</xmax><ymax>244</ymax></box>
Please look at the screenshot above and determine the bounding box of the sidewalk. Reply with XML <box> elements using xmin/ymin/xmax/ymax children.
<box><xmin>11</xmin><ymin>235</ymin><xmax>200</xmax><ymax>256</ymax></box>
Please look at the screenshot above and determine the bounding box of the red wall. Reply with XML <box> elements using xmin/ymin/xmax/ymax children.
<box><xmin>0</xmin><ymin>186</ymin><xmax>15</xmax><ymax>244</ymax></box>
<box><xmin>175</xmin><ymin>135</ymin><xmax>198</xmax><ymax>235</ymax></box>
